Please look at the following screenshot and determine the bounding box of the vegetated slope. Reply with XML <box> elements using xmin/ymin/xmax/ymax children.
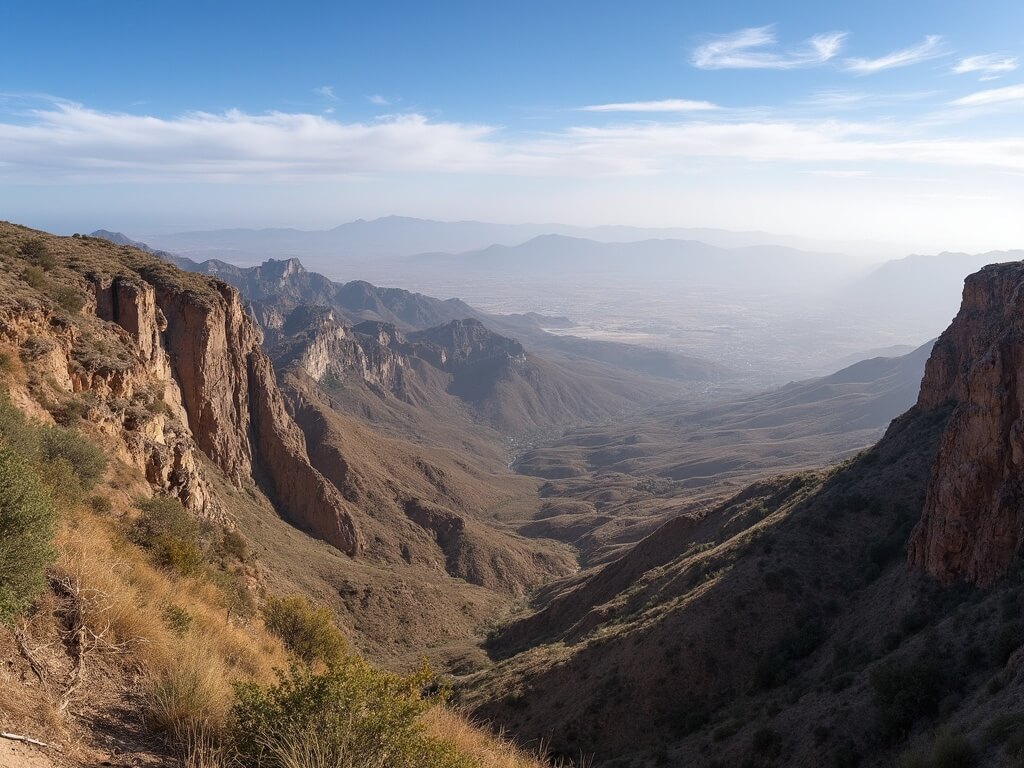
<box><xmin>0</xmin><ymin>224</ymin><xmax>573</xmax><ymax>665</ymax></box>
<box><xmin>516</xmin><ymin>341</ymin><xmax>933</xmax><ymax>562</ymax></box>
<box><xmin>0</xmin><ymin>225</ymin><xmax>553</xmax><ymax>768</ymax></box>
<box><xmin>465</xmin><ymin>258</ymin><xmax>1024</xmax><ymax>767</ymax></box>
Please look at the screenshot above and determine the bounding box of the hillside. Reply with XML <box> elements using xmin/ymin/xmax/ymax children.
<box><xmin>461</xmin><ymin>259</ymin><xmax>1024</xmax><ymax>767</ymax></box>
<box><xmin>0</xmin><ymin>223</ymin><xmax>562</xmax><ymax>767</ymax></box>
<box><xmin>514</xmin><ymin>341</ymin><xmax>933</xmax><ymax>563</ymax></box>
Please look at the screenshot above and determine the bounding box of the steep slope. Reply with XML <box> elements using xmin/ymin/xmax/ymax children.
<box><xmin>515</xmin><ymin>341</ymin><xmax>933</xmax><ymax>562</ymax></box>
<box><xmin>465</xmin><ymin>258</ymin><xmax>1024</xmax><ymax>766</ymax></box>
<box><xmin>910</xmin><ymin>261</ymin><xmax>1024</xmax><ymax>587</ymax></box>
<box><xmin>0</xmin><ymin>224</ymin><xmax>575</xmax><ymax>665</ymax></box>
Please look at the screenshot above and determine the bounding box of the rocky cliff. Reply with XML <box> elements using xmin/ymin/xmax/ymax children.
<box><xmin>910</xmin><ymin>260</ymin><xmax>1024</xmax><ymax>586</ymax></box>
<box><xmin>0</xmin><ymin>227</ymin><xmax>362</xmax><ymax>555</ymax></box>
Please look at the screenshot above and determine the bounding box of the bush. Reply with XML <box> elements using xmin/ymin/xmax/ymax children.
<box><xmin>89</xmin><ymin>494</ymin><xmax>113</xmax><ymax>514</ymax></box>
<box><xmin>0</xmin><ymin>444</ymin><xmax>56</xmax><ymax>623</ymax></box>
<box><xmin>131</xmin><ymin>497</ymin><xmax>204</xmax><ymax>576</ymax></box>
<box><xmin>232</xmin><ymin>661</ymin><xmax>468</xmax><ymax>768</ymax></box>
<box><xmin>21</xmin><ymin>265</ymin><xmax>47</xmax><ymax>289</ymax></box>
<box><xmin>261</xmin><ymin>595</ymin><xmax>347</xmax><ymax>667</ymax></box>
<box><xmin>51</xmin><ymin>285</ymin><xmax>86</xmax><ymax>314</ymax></box>
<box><xmin>41</xmin><ymin>426</ymin><xmax>107</xmax><ymax>490</ymax></box>
<box><xmin>219</xmin><ymin>528</ymin><xmax>249</xmax><ymax>562</ymax></box>
<box><xmin>162</xmin><ymin>604</ymin><xmax>194</xmax><ymax>636</ymax></box>
<box><xmin>870</xmin><ymin>656</ymin><xmax>947</xmax><ymax>736</ymax></box>
<box><xmin>19</xmin><ymin>238</ymin><xmax>56</xmax><ymax>270</ymax></box>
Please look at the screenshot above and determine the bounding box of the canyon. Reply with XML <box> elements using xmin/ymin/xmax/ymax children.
<box><xmin>3</xmin><ymin>222</ymin><xmax>1024</xmax><ymax>767</ymax></box>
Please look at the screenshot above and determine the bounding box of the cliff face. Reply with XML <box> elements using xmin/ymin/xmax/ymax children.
<box><xmin>909</xmin><ymin>261</ymin><xmax>1024</xmax><ymax>586</ymax></box>
<box><xmin>147</xmin><ymin>278</ymin><xmax>363</xmax><ymax>555</ymax></box>
<box><xmin>0</xmin><ymin>240</ymin><xmax>363</xmax><ymax>557</ymax></box>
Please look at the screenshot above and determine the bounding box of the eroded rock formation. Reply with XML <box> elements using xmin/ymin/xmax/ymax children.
<box><xmin>910</xmin><ymin>261</ymin><xmax>1024</xmax><ymax>586</ymax></box>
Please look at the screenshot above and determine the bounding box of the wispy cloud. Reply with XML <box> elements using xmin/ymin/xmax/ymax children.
<box><xmin>4</xmin><ymin>99</ymin><xmax>1024</xmax><ymax>183</ymax></box>
<box><xmin>845</xmin><ymin>35</ymin><xmax>945</xmax><ymax>74</ymax></box>
<box><xmin>580</xmin><ymin>99</ymin><xmax>719</xmax><ymax>113</ymax></box>
<box><xmin>314</xmin><ymin>85</ymin><xmax>336</xmax><ymax>99</ymax></box>
<box><xmin>692</xmin><ymin>26</ymin><xmax>846</xmax><ymax>70</ymax></box>
<box><xmin>953</xmin><ymin>53</ymin><xmax>1018</xmax><ymax>80</ymax></box>
<box><xmin>949</xmin><ymin>83</ymin><xmax>1024</xmax><ymax>107</ymax></box>
<box><xmin>368</xmin><ymin>94</ymin><xmax>390</xmax><ymax>106</ymax></box>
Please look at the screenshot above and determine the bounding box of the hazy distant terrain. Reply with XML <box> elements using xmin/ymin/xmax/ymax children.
<box><xmin>132</xmin><ymin>217</ymin><xmax>1008</xmax><ymax>385</ymax></box>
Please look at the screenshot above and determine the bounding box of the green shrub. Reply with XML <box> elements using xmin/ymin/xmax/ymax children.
<box><xmin>219</xmin><ymin>528</ymin><xmax>249</xmax><ymax>562</ymax></box>
<box><xmin>261</xmin><ymin>595</ymin><xmax>347</xmax><ymax>667</ymax></box>
<box><xmin>158</xmin><ymin>537</ymin><xmax>204</xmax><ymax>576</ymax></box>
<box><xmin>131</xmin><ymin>496</ymin><xmax>204</xmax><ymax>576</ymax></box>
<box><xmin>19</xmin><ymin>238</ymin><xmax>56</xmax><ymax>270</ymax></box>
<box><xmin>41</xmin><ymin>426</ymin><xmax>107</xmax><ymax>490</ymax></box>
<box><xmin>231</xmin><ymin>661</ymin><xmax>468</xmax><ymax>768</ymax></box>
<box><xmin>162</xmin><ymin>604</ymin><xmax>194</xmax><ymax>636</ymax></box>
<box><xmin>0</xmin><ymin>444</ymin><xmax>56</xmax><ymax>623</ymax></box>
<box><xmin>51</xmin><ymin>285</ymin><xmax>86</xmax><ymax>314</ymax></box>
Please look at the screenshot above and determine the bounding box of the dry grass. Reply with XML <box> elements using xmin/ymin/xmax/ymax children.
<box><xmin>422</xmin><ymin>707</ymin><xmax>547</xmax><ymax>768</ymax></box>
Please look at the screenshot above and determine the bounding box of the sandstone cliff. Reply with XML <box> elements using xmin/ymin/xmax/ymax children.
<box><xmin>910</xmin><ymin>260</ymin><xmax>1024</xmax><ymax>586</ymax></box>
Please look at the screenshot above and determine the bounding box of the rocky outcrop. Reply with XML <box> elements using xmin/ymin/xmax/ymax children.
<box><xmin>909</xmin><ymin>260</ymin><xmax>1024</xmax><ymax>586</ymax></box>
<box><xmin>247</xmin><ymin>353</ymin><xmax>362</xmax><ymax>554</ymax></box>
<box><xmin>147</xmin><ymin>279</ymin><xmax>362</xmax><ymax>555</ymax></box>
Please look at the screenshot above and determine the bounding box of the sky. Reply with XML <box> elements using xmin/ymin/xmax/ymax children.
<box><xmin>2</xmin><ymin>0</ymin><xmax>1024</xmax><ymax>254</ymax></box>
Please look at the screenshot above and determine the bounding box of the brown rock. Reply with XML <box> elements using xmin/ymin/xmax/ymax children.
<box><xmin>909</xmin><ymin>261</ymin><xmax>1024</xmax><ymax>586</ymax></box>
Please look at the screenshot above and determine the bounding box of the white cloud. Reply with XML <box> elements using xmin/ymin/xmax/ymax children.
<box><xmin>0</xmin><ymin>101</ymin><xmax>503</xmax><ymax>181</ymax></box>
<box><xmin>953</xmin><ymin>54</ymin><xmax>1018</xmax><ymax>78</ymax></box>
<box><xmin>580</xmin><ymin>99</ymin><xmax>719</xmax><ymax>113</ymax></box>
<box><xmin>368</xmin><ymin>94</ymin><xmax>390</xmax><ymax>105</ymax></box>
<box><xmin>845</xmin><ymin>35</ymin><xmax>945</xmax><ymax>74</ymax></box>
<box><xmin>314</xmin><ymin>85</ymin><xmax>336</xmax><ymax>99</ymax></box>
<box><xmin>949</xmin><ymin>83</ymin><xmax>1024</xmax><ymax>107</ymax></box>
<box><xmin>692</xmin><ymin>26</ymin><xmax>846</xmax><ymax>70</ymax></box>
<box><xmin>3</xmin><ymin>99</ymin><xmax>1024</xmax><ymax>184</ymax></box>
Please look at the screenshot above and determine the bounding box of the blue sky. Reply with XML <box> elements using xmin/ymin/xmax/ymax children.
<box><xmin>2</xmin><ymin>0</ymin><xmax>1024</xmax><ymax>252</ymax></box>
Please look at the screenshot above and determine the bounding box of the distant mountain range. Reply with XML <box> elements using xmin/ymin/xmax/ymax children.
<box><xmin>139</xmin><ymin>215</ymin><xmax>904</xmax><ymax>262</ymax></box>
<box><xmin>91</xmin><ymin>231</ymin><xmax>733</xmax><ymax>385</ymax></box>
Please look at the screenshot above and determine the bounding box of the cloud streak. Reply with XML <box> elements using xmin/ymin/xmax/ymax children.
<box><xmin>845</xmin><ymin>35</ymin><xmax>945</xmax><ymax>74</ymax></box>
<box><xmin>949</xmin><ymin>83</ymin><xmax>1024</xmax><ymax>107</ymax></box>
<box><xmin>953</xmin><ymin>54</ymin><xmax>1018</xmax><ymax>79</ymax></box>
<box><xmin>580</xmin><ymin>99</ymin><xmax>719</xmax><ymax>113</ymax></box>
<box><xmin>692</xmin><ymin>26</ymin><xmax>846</xmax><ymax>70</ymax></box>
<box><xmin>3</xmin><ymin>100</ymin><xmax>1024</xmax><ymax>183</ymax></box>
